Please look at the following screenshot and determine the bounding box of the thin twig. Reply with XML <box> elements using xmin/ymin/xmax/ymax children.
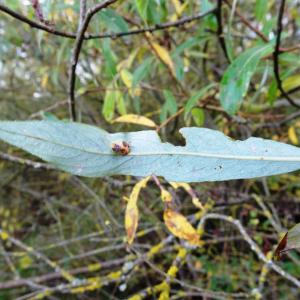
<box><xmin>79</xmin><ymin>0</ymin><xmax>87</xmax><ymax>28</ymax></box>
<box><xmin>68</xmin><ymin>0</ymin><xmax>118</xmax><ymax>121</ymax></box>
<box><xmin>0</xmin><ymin>151</ymin><xmax>54</xmax><ymax>170</ymax></box>
<box><xmin>199</xmin><ymin>213</ymin><xmax>300</xmax><ymax>288</ymax></box>
<box><xmin>0</xmin><ymin>257</ymin><xmax>127</xmax><ymax>290</ymax></box>
<box><xmin>273</xmin><ymin>0</ymin><xmax>300</xmax><ymax>109</ymax></box>
<box><xmin>224</xmin><ymin>0</ymin><xmax>269</xmax><ymax>43</ymax></box>
<box><xmin>0</xmin><ymin>229</ymin><xmax>77</xmax><ymax>283</ymax></box>
<box><xmin>0</xmin><ymin>4</ymin><xmax>216</xmax><ymax>40</ymax></box>
<box><xmin>215</xmin><ymin>0</ymin><xmax>230</xmax><ymax>62</ymax></box>
<box><xmin>0</xmin><ymin>4</ymin><xmax>74</xmax><ymax>38</ymax></box>
<box><xmin>28</xmin><ymin>100</ymin><xmax>68</xmax><ymax>119</ymax></box>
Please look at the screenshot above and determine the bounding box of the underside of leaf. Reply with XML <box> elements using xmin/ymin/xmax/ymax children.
<box><xmin>0</xmin><ymin>121</ymin><xmax>300</xmax><ymax>183</ymax></box>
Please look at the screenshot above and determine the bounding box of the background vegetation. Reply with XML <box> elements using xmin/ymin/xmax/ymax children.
<box><xmin>1</xmin><ymin>0</ymin><xmax>300</xmax><ymax>299</ymax></box>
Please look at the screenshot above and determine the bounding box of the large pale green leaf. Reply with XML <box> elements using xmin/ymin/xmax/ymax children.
<box><xmin>1</xmin><ymin>121</ymin><xmax>300</xmax><ymax>182</ymax></box>
<box><xmin>220</xmin><ymin>44</ymin><xmax>273</xmax><ymax>115</ymax></box>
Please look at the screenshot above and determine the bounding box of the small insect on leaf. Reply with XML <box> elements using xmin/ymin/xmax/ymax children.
<box><xmin>112</xmin><ymin>141</ymin><xmax>130</xmax><ymax>156</ymax></box>
<box><xmin>163</xmin><ymin>208</ymin><xmax>200</xmax><ymax>246</ymax></box>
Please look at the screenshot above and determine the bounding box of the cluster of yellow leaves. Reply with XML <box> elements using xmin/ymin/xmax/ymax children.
<box><xmin>125</xmin><ymin>178</ymin><xmax>203</xmax><ymax>247</ymax></box>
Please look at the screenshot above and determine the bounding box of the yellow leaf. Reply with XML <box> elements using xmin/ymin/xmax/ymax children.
<box><xmin>170</xmin><ymin>182</ymin><xmax>189</xmax><ymax>190</ymax></box>
<box><xmin>170</xmin><ymin>182</ymin><xmax>203</xmax><ymax>209</ymax></box>
<box><xmin>41</xmin><ymin>74</ymin><xmax>49</xmax><ymax>89</ymax></box>
<box><xmin>172</xmin><ymin>0</ymin><xmax>182</xmax><ymax>14</ymax></box>
<box><xmin>125</xmin><ymin>177</ymin><xmax>150</xmax><ymax>244</ymax></box>
<box><xmin>113</xmin><ymin>114</ymin><xmax>157</xmax><ymax>128</ymax></box>
<box><xmin>0</xmin><ymin>231</ymin><xmax>9</xmax><ymax>241</ymax></box>
<box><xmin>161</xmin><ymin>189</ymin><xmax>172</xmax><ymax>203</ymax></box>
<box><xmin>64</xmin><ymin>7</ymin><xmax>76</xmax><ymax>21</ymax></box>
<box><xmin>171</xmin><ymin>0</ymin><xmax>188</xmax><ymax>16</ymax></box>
<box><xmin>117</xmin><ymin>50</ymin><xmax>138</xmax><ymax>71</ymax></box>
<box><xmin>288</xmin><ymin>126</ymin><xmax>298</xmax><ymax>145</ymax></box>
<box><xmin>282</xmin><ymin>74</ymin><xmax>300</xmax><ymax>92</ymax></box>
<box><xmin>120</xmin><ymin>69</ymin><xmax>132</xmax><ymax>88</ymax></box>
<box><xmin>120</xmin><ymin>69</ymin><xmax>141</xmax><ymax>97</ymax></box>
<box><xmin>163</xmin><ymin>209</ymin><xmax>200</xmax><ymax>246</ymax></box>
<box><xmin>192</xmin><ymin>197</ymin><xmax>203</xmax><ymax>209</ymax></box>
<box><xmin>151</xmin><ymin>42</ymin><xmax>175</xmax><ymax>76</ymax></box>
<box><xmin>167</xmin><ymin>265</ymin><xmax>178</xmax><ymax>278</ymax></box>
<box><xmin>19</xmin><ymin>255</ymin><xmax>33</xmax><ymax>270</ymax></box>
<box><xmin>158</xmin><ymin>281</ymin><xmax>170</xmax><ymax>300</ymax></box>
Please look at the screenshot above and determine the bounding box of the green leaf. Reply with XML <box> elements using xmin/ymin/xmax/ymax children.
<box><xmin>1</xmin><ymin>121</ymin><xmax>300</xmax><ymax>183</ymax></box>
<box><xmin>102</xmin><ymin>39</ymin><xmax>117</xmax><ymax>78</ymax></box>
<box><xmin>255</xmin><ymin>0</ymin><xmax>268</xmax><ymax>22</ymax></box>
<box><xmin>116</xmin><ymin>91</ymin><xmax>127</xmax><ymax>115</ymax></box>
<box><xmin>102</xmin><ymin>88</ymin><xmax>119</xmax><ymax>121</ymax></box>
<box><xmin>220</xmin><ymin>44</ymin><xmax>273</xmax><ymax>115</ymax></box>
<box><xmin>184</xmin><ymin>83</ymin><xmax>216</xmax><ymax>119</ymax></box>
<box><xmin>191</xmin><ymin>108</ymin><xmax>205</xmax><ymax>127</ymax></box>
<box><xmin>132</xmin><ymin>58</ymin><xmax>153</xmax><ymax>87</ymax></box>
<box><xmin>160</xmin><ymin>90</ymin><xmax>178</xmax><ymax>122</ymax></box>
<box><xmin>163</xmin><ymin>90</ymin><xmax>177</xmax><ymax>115</ymax></box>
<box><xmin>42</xmin><ymin>112</ymin><xmax>59</xmax><ymax>121</ymax></box>
<box><xmin>135</xmin><ymin>0</ymin><xmax>149</xmax><ymax>21</ymax></box>
<box><xmin>99</xmin><ymin>9</ymin><xmax>128</xmax><ymax>33</ymax></box>
<box><xmin>267</xmin><ymin>79</ymin><xmax>277</xmax><ymax>105</ymax></box>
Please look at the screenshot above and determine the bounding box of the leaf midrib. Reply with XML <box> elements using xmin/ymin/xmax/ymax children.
<box><xmin>1</xmin><ymin>128</ymin><xmax>300</xmax><ymax>162</ymax></box>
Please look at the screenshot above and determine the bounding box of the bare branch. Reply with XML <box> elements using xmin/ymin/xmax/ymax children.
<box><xmin>0</xmin><ymin>4</ymin><xmax>216</xmax><ymax>40</ymax></box>
<box><xmin>215</xmin><ymin>0</ymin><xmax>230</xmax><ymax>62</ymax></box>
<box><xmin>79</xmin><ymin>0</ymin><xmax>87</xmax><ymax>28</ymax></box>
<box><xmin>273</xmin><ymin>0</ymin><xmax>300</xmax><ymax>109</ymax></box>
<box><xmin>199</xmin><ymin>213</ymin><xmax>300</xmax><ymax>288</ymax></box>
<box><xmin>0</xmin><ymin>151</ymin><xmax>54</xmax><ymax>170</ymax></box>
<box><xmin>0</xmin><ymin>257</ymin><xmax>127</xmax><ymax>290</ymax></box>
<box><xmin>68</xmin><ymin>0</ymin><xmax>118</xmax><ymax>121</ymax></box>
<box><xmin>0</xmin><ymin>4</ymin><xmax>75</xmax><ymax>38</ymax></box>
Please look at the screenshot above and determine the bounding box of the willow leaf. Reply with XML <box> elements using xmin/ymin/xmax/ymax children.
<box><xmin>1</xmin><ymin>121</ymin><xmax>300</xmax><ymax>183</ymax></box>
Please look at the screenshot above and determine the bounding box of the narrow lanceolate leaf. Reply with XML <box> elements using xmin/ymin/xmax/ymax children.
<box><xmin>151</xmin><ymin>41</ymin><xmax>176</xmax><ymax>76</ymax></box>
<box><xmin>125</xmin><ymin>177</ymin><xmax>150</xmax><ymax>244</ymax></box>
<box><xmin>163</xmin><ymin>209</ymin><xmax>200</xmax><ymax>246</ymax></box>
<box><xmin>112</xmin><ymin>114</ymin><xmax>157</xmax><ymax>128</ymax></box>
<box><xmin>220</xmin><ymin>44</ymin><xmax>273</xmax><ymax>115</ymax></box>
<box><xmin>274</xmin><ymin>223</ymin><xmax>300</xmax><ymax>260</ymax></box>
<box><xmin>1</xmin><ymin>121</ymin><xmax>300</xmax><ymax>182</ymax></box>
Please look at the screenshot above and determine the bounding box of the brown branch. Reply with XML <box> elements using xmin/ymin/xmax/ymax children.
<box><xmin>0</xmin><ymin>4</ymin><xmax>216</xmax><ymax>40</ymax></box>
<box><xmin>200</xmin><ymin>213</ymin><xmax>300</xmax><ymax>288</ymax></box>
<box><xmin>215</xmin><ymin>0</ymin><xmax>230</xmax><ymax>62</ymax></box>
<box><xmin>30</xmin><ymin>0</ymin><xmax>52</xmax><ymax>25</ymax></box>
<box><xmin>68</xmin><ymin>0</ymin><xmax>118</xmax><ymax>121</ymax></box>
<box><xmin>224</xmin><ymin>0</ymin><xmax>269</xmax><ymax>43</ymax></box>
<box><xmin>79</xmin><ymin>0</ymin><xmax>87</xmax><ymax>28</ymax></box>
<box><xmin>273</xmin><ymin>0</ymin><xmax>300</xmax><ymax>109</ymax></box>
<box><xmin>0</xmin><ymin>151</ymin><xmax>54</xmax><ymax>170</ymax></box>
<box><xmin>0</xmin><ymin>4</ymin><xmax>75</xmax><ymax>38</ymax></box>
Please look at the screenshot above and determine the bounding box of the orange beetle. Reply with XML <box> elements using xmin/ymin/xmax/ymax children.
<box><xmin>111</xmin><ymin>141</ymin><xmax>130</xmax><ymax>156</ymax></box>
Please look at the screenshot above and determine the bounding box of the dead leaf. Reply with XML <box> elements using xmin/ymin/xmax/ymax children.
<box><xmin>125</xmin><ymin>177</ymin><xmax>150</xmax><ymax>244</ymax></box>
<box><xmin>163</xmin><ymin>209</ymin><xmax>200</xmax><ymax>246</ymax></box>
